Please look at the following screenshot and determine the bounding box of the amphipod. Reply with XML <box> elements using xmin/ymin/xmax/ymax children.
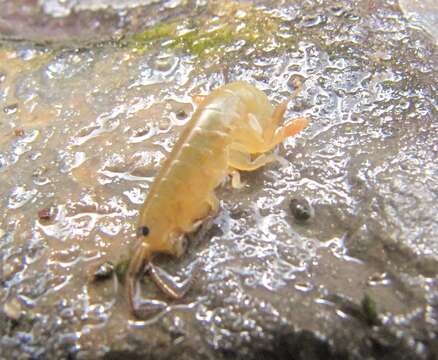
<box><xmin>127</xmin><ymin>81</ymin><xmax>308</xmax><ymax>318</ymax></box>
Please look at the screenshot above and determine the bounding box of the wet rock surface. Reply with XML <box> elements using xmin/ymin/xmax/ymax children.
<box><xmin>0</xmin><ymin>0</ymin><xmax>437</xmax><ymax>359</ymax></box>
<box><xmin>0</xmin><ymin>0</ymin><xmax>198</xmax><ymax>43</ymax></box>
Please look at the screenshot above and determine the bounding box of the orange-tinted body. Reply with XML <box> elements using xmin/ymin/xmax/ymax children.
<box><xmin>127</xmin><ymin>81</ymin><xmax>308</xmax><ymax>317</ymax></box>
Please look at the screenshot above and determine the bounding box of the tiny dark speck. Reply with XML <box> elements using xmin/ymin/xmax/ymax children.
<box><xmin>289</xmin><ymin>197</ymin><xmax>312</xmax><ymax>221</ymax></box>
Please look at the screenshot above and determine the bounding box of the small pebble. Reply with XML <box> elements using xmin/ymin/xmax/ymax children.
<box><xmin>155</xmin><ymin>57</ymin><xmax>173</xmax><ymax>72</ymax></box>
<box><xmin>0</xmin><ymin>72</ymin><xmax>5</xmax><ymax>83</ymax></box>
<box><xmin>38</xmin><ymin>206</ymin><xmax>56</xmax><ymax>221</ymax></box>
<box><xmin>2</xmin><ymin>263</ymin><xmax>16</xmax><ymax>281</ymax></box>
<box><xmin>115</xmin><ymin>259</ymin><xmax>130</xmax><ymax>282</ymax></box>
<box><xmin>289</xmin><ymin>197</ymin><xmax>312</xmax><ymax>221</ymax></box>
<box><xmin>288</xmin><ymin>75</ymin><xmax>304</xmax><ymax>93</ymax></box>
<box><xmin>175</xmin><ymin>109</ymin><xmax>188</xmax><ymax>120</ymax></box>
<box><xmin>93</xmin><ymin>262</ymin><xmax>115</xmax><ymax>282</ymax></box>
<box><xmin>32</xmin><ymin>166</ymin><xmax>48</xmax><ymax>178</ymax></box>
<box><xmin>14</xmin><ymin>128</ymin><xmax>25</xmax><ymax>137</ymax></box>
<box><xmin>3</xmin><ymin>298</ymin><xmax>22</xmax><ymax>321</ymax></box>
<box><xmin>361</xmin><ymin>293</ymin><xmax>380</xmax><ymax>326</ymax></box>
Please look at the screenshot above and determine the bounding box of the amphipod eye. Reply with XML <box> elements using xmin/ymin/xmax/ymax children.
<box><xmin>137</xmin><ymin>226</ymin><xmax>150</xmax><ymax>237</ymax></box>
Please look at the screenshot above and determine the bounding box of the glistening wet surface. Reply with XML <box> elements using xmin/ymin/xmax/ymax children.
<box><xmin>0</xmin><ymin>0</ymin><xmax>437</xmax><ymax>359</ymax></box>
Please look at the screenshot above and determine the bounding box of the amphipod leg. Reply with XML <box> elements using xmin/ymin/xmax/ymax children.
<box><xmin>127</xmin><ymin>262</ymin><xmax>168</xmax><ymax>318</ymax></box>
<box><xmin>230</xmin><ymin>170</ymin><xmax>244</xmax><ymax>189</ymax></box>
<box><xmin>263</xmin><ymin>101</ymin><xmax>288</xmax><ymax>143</ymax></box>
<box><xmin>127</xmin><ymin>243</ymin><xmax>166</xmax><ymax>318</ymax></box>
<box><xmin>149</xmin><ymin>263</ymin><xmax>193</xmax><ymax>299</ymax></box>
<box><xmin>191</xmin><ymin>94</ymin><xmax>207</xmax><ymax>105</ymax></box>
<box><xmin>207</xmin><ymin>193</ymin><xmax>220</xmax><ymax>214</ymax></box>
<box><xmin>228</xmin><ymin>149</ymin><xmax>278</xmax><ymax>171</ymax></box>
<box><xmin>270</xmin><ymin>117</ymin><xmax>309</xmax><ymax>147</ymax></box>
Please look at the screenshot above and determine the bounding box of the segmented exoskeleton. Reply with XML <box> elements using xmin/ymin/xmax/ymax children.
<box><xmin>127</xmin><ymin>81</ymin><xmax>308</xmax><ymax>318</ymax></box>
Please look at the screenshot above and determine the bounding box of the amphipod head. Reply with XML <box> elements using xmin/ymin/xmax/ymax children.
<box><xmin>126</xmin><ymin>223</ymin><xmax>185</xmax><ymax>318</ymax></box>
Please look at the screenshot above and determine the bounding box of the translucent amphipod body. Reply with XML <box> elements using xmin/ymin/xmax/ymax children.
<box><xmin>127</xmin><ymin>81</ymin><xmax>308</xmax><ymax>318</ymax></box>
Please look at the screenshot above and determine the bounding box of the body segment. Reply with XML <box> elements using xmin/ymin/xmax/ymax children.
<box><xmin>127</xmin><ymin>81</ymin><xmax>308</xmax><ymax>317</ymax></box>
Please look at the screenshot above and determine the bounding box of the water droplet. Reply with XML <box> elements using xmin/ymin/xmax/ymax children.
<box><xmin>18</xmin><ymin>48</ymin><xmax>38</xmax><ymax>61</ymax></box>
<box><xmin>123</xmin><ymin>187</ymin><xmax>145</xmax><ymax>205</ymax></box>
<box><xmin>158</xmin><ymin>117</ymin><xmax>171</xmax><ymax>131</ymax></box>
<box><xmin>330</xmin><ymin>5</ymin><xmax>346</xmax><ymax>17</ymax></box>
<box><xmin>164</xmin><ymin>0</ymin><xmax>182</xmax><ymax>9</ymax></box>
<box><xmin>294</xmin><ymin>281</ymin><xmax>314</xmax><ymax>292</ymax></box>
<box><xmin>32</xmin><ymin>166</ymin><xmax>51</xmax><ymax>186</ymax></box>
<box><xmin>59</xmin><ymin>151</ymin><xmax>87</xmax><ymax>173</ymax></box>
<box><xmin>301</xmin><ymin>14</ymin><xmax>327</xmax><ymax>28</ymax></box>
<box><xmin>345</xmin><ymin>12</ymin><xmax>360</xmax><ymax>21</ymax></box>
<box><xmin>367</xmin><ymin>272</ymin><xmax>391</xmax><ymax>286</ymax></box>
<box><xmin>3</xmin><ymin>103</ymin><xmax>18</xmax><ymax>114</ymax></box>
<box><xmin>8</xmin><ymin>186</ymin><xmax>37</xmax><ymax>209</ymax></box>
